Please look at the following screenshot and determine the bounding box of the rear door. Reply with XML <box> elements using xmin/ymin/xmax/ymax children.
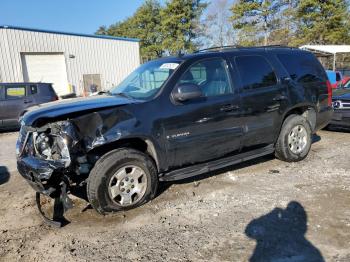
<box><xmin>2</xmin><ymin>85</ymin><xmax>27</xmax><ymax>126</ymax></box>
<box><xmin>230</xmin><ymin>54</ymin><xmax>288</xmax><ymax>149</ymax></box>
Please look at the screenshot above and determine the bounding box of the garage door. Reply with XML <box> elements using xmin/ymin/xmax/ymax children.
<box><xmin>22</xmin><ymin>53</ymin><xmax>69</xmax><ymax>96</ymax></box>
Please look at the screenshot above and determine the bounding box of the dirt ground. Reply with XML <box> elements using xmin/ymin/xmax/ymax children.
<box><xmin>0</xmin><ymin>129</ymin><xmax>349</xmax><ymax>262</ymax></box>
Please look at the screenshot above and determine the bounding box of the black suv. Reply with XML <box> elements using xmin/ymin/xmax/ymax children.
<box><xmin>0</xmin><ymin>83</ymin><xmax>58</xmax><ymax>129</ymax></box>
<box><xmin>16</xmin><ymin>47</ymin><xmax>333</xmax><ymax>221</ymax></box>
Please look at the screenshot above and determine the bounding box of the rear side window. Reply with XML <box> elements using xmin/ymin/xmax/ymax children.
<box><xmin>277</xmin><ymin>53</ymin><xmax>326</xmax><ymax>83</ymax></box>
<box><xmin>235</xmin><ymin>56</ymin><xmax>277</xmax><ymax>90</ymax></box>
<box><xmin>6</xmin><ymin>86</ymin><xmax>26</xmax><ymax>99</ymax></box>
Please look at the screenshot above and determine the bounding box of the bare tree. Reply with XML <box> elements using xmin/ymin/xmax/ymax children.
<box><xmin>200</xmin><ymin>0</ymin><xmax>235</xmax><ymax>48</ymax></box>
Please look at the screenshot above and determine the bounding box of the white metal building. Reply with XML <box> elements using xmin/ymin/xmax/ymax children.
<box><xmin>0</xmin><ymin>25</ymin><xmax>140</xmax><ymax>96</ymax></box>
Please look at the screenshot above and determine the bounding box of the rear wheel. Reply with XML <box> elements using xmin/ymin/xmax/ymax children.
<box><xmin>275</xmin><ymin>114</ymin><xmax>312</xmax><ymax>162</ymax></box>
<box><xmin>87</xmin><ymin>148</ymin><xmax>158</xmax><ymax>214</ymax></box>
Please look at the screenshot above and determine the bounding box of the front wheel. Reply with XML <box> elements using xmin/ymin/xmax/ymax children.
<box><xmin>87</xmin><ymin>148</ymin><xmax>158</xmax><ymax>214</ymax></box>
<box><xmin>275</xmin><ymin>114</ymin><xmax>312</xmax><ymax>162</ymax></box>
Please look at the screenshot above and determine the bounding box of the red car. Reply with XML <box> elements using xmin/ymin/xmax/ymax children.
<box><xmin>341</xmin><ymin>76</ymin><xmax>350</xmax><ymax>86</ymax></box>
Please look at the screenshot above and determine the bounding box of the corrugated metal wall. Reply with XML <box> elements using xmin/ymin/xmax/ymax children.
<box><xmin>0</xmin><ymin>28</ymin><xmax>140</xmax><ymax>95</ymax></box>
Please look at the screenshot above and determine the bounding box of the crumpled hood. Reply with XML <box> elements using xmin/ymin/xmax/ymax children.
<box><xmin>22</xmin><ymin>94</ymin><xmax>141</xmax><ymax>126</ymax></box>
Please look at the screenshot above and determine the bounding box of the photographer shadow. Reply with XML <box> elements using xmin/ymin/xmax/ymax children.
<box><xmin>245</xmin><ymin>201</ymin><xmax>324</xmax><ymax>262</ymax></box>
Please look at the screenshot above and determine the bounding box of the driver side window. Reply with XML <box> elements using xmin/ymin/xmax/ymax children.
<box><xmin>178</xmin><ymin>58</ymin><xmax>232</xmax><ymax>97</ymax></box>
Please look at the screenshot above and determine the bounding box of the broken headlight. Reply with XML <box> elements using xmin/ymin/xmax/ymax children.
<box><xmin>33</xmin><ymin>132</ymin><xmax>71</xmax><ymax>167</ymax></box>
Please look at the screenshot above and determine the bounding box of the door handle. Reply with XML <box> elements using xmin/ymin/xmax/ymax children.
<box><xmin>220</xmin><ymin>104</ymin><xmax>240</xmax><ymax>112</ymax></box>
<box><xmin>24</xmin><ymin>100</ymin><xmax>32</xmax><ymax>104</ymax></box>
<box><xmin>273</xmin><ymin>95</ymin><xmax>287</xmax><ymax>102</ymax></box>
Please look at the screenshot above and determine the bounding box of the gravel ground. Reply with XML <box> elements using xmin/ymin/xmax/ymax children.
<box><xmin>0</xmin><ymin>129</ymin><xmax>349</xmax><ymax>261</ymax></box>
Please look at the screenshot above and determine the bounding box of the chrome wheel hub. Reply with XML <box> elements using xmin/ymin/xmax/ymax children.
<box><xmin>108</xmin><ymin>165</ymin><xmax>147</xmax><ymax>207</ymax></box>
<box><xmin>288</xmin><ymin>125</ymin><xmax>308</xmax><ymax>154</ymax></box>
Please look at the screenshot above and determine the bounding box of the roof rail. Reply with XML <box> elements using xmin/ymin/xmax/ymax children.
<box><xmin>194</xmin><ymin>45</ymin><xmax>242</xmax><ymax>53</ymax></box>
<box><xmin>194</xmin><ymin>44</ymin><xmax>294</xmax><ymax>53</ymax></box>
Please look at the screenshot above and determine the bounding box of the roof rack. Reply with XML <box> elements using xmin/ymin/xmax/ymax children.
<box><xmin>194</xmin><ymin>45</ymin><xmax>242</xmax><ymax>53</ymax></box>
<box><xmin>194</xmin><ymin>45</ymin><xmax>295</xmax><ymax>53</ymax></box>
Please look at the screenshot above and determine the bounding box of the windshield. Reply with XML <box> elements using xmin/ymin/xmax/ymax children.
<box><xmin>110</xmin><ymin>60</ymin><xmax>181</xmax><ymax>100</ymax></box>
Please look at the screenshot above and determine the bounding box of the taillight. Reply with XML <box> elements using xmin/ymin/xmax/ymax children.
<box><xmin>326</xmin><ymin>80</ymin><xmax>332</xmax><ymax>106</ymax></box>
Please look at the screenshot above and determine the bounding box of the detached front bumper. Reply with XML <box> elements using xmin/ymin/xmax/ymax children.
<box><xmin>17</xmin><ymin>156</ymin><xmax>65</xmax><ymax>196</ymax></box>
<box><xmin>330</xmin><ymin>109</ymin><xmax>350</xmax><ymax>127</ymax></box>
<box><xmin>16</xmin><ymin>128</ymin><xmax>75</xmax><ymax>227</ymax></box>
<box><xmin>16</xmin><ymin>126</ymin><xmax>70</xmax><ymax>197</ymax></box>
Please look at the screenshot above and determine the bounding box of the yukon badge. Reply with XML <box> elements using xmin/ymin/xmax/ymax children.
<box><xmin>167</xmin><ymin>132</ymin><xmax>190</xmax><ymax>140</ymax></box>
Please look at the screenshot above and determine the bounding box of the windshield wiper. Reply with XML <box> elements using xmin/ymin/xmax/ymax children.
<box><xmin>113</xmin><ymin>92</ymin><xmax>132</xmax><ymax>99</ymax></box>
<box><xmin>96</xmin><ymin>90</ymin><xmax>112</xmax><ymax>95</ymax></box>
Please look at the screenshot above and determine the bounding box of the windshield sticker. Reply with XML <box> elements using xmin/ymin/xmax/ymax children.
<box><xmin>160</xmin><ymin>63</ymin><xmax>179</xmax><ymax>70</ymax></box>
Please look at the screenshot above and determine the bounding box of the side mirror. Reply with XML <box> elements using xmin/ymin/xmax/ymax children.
<box><xmin>173</xmin><ymin>83</ymin><xmax>203</xmax><ymax>102</ymax></box>
<box><xmin>281</xmin><ymin>76</ymin><xmax>291</xmax><ymax>84</ymax></box>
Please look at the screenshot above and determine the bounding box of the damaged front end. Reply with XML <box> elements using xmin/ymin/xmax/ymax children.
<box><xmin>16</xmin><ymin>105</ymin><xmax>138</xmax><ymax>226</ymax></box>
<box><xmin>16</xmin><ymin>121</ymin><xmax>87</xmax><ymax>226</ymax></box>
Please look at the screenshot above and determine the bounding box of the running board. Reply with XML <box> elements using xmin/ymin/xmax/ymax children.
<box><xmin>159</xmin><ymin>145</ymin><xmax>275</xmax><ymax>182</ymax></box>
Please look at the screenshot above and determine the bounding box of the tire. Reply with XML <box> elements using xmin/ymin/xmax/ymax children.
<box><xmin>275</xmin><ymin>114</ymin><xmax>312</xmax><ymax>162</ymax></box>
<box><xmin>87</xmin><ymin>148</ymin><xmax>158</xmax><ymax>214</ymax></box>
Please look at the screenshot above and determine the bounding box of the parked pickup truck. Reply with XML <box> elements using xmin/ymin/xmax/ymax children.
<box><xmin>16</xmin><ymin>46</ymin><xmax>333</xmax><ymax>224</ymax></box>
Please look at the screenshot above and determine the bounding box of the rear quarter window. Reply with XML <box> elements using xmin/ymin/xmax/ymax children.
<box><xmin>39</xmin><ymin>84</ymin><xmax>56</xmax><ymax>96</ymax></box>
<box><xmin>48</xmin><ymin>84</ymin><xmax>57</xmax><ymax>95</ymax></box>
<box><xmin>277</xmin><ymin>53</ymin><xmax>326</xmax><ymax>83</ymax></box>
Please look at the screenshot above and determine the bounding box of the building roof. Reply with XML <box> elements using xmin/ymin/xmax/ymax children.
<box><xmin>0</xmin><ymin>25</ymin><xmax>140</xmax><ymax>43</ymax></box>
<box><xmin>300</xmin><ymin>45</ymin><xmax>350</xmax><ymax>55</ymax></box>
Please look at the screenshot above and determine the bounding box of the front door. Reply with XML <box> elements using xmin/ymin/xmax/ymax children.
<box><xmin>230</xmin><ymin>54</ymin><xmax>288</xmax><ymax>149</ymax></box>
<box><xmin>162</xmin><ymin>57</ymin><xmax>244</xmax><ymax>169</ymax></box>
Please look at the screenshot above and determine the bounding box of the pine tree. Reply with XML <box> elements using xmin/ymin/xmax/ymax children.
<box><xmin>230</xmin><ymin>0</ymin><xmax>287</xmax><ymax>46</ymax></box>
<box><xmin>96</xmin><ymin>0</ymin><xmax>163</xmax><ymax>61</ymax></box>
<box><xmin>293</xmin><ymin>0</ymin><xmax>350</xmax><ymax>45</ymax></box>
<box><xmin>97</xmin><ymin>0</ymin><xmax>208</xmax><ymax>59</ymax></box>
<box><xmin>160</xmin><ymin>0</ymin><xmax>207</xmax><ymax>55</ymax></box>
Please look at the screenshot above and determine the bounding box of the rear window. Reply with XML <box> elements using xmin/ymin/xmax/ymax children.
<box><xmin>277</xmin><ymin>53</ymin><xmax>326</xmax><ymax>83</ymax></box>
<box><xmin>235</xmin><ymin>55</ymin><xmax>277</xmax><ymax>90</ymax></box>
<box><xmin>6</xmin><ymin>86</ymin><xmax>26</xmax><ymax>99</ymax></box>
